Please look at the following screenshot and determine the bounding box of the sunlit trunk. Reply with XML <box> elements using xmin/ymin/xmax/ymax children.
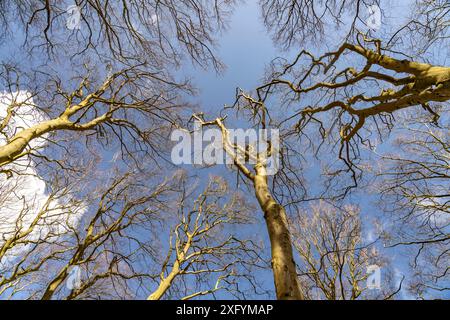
<box><xmin>254</xmin><ymin>165</ymin><xmax>303</xmax><ymax>300</ymax></box>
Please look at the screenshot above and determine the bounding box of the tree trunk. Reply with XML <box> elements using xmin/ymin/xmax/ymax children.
<box><xmin>254</xmin><ymin>164</ymin><xmax>303</xmax><ymax>300</ymax></box>
<box><xmin>41</xmin><ymin>267</ymin><xmax>70</xmax><ymax>300</ymax></box>
<box><xmin>147</xmin><ymin>262</ymin><xmax>180</xmax><ymax>300</ymax></box>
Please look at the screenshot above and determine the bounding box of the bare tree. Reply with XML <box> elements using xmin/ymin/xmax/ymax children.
<box><xmin>252</xmin><ymin>3</ymin><xmax>450</xmax><ymax>300</ymax></box>
<box><xmin>386</xmin><ymin>0</ymin><xmax>450</xmax><ymax>57</ymax></box>
<box><xmin>0</xmin><ymin>65</ymin><xmax>186</xmax><ymax>169</ymax></box>
<box><xmin>0</xmin><ymin>0</ymin><xmax>239</xmax><ymax>174</ymax></box>
<box><xmin>189</xmin><ymin>29</ymin><xmax>449</xmax><ymax>299</ymax></box>
<box><xmin>378</xmin><ymin>119</ymin><xmax>449</xmax><ymax>298</ymax></box>
<box><xmin>291</xmin><ymin>202</ymin><xmax>400</xmax><ymax>300</ymax></box>
<box><xmin>1</xmin><ymin>0</ymin><xmax>449</xmax><ymax>301</ymax></box>
<box><xmin>408</xmin><ymin>243</ymin><xmax>449</xmax><ymax>299</ymax></box>
<box><xmin>236</xmin><ymin>34</ymin><xmax>449</xmax><ymax>195</ymax></box>
<box><xmin>148</xmin><ymin>176</ymin><xmax>262</xmax><ymax>300</ymax></box>
<box><xmin>0</xmin><ymin>173</ymin><xmax>90</xmax><ymax>298</ymax></box>
<box><xmin>192</xmin><ymin>110</ymin><xmax>304</xmax><ymax>300</ymax></box>
<box><xmin>261</xmin><ymin>0</ymin><xmax>449</xmax><ymax>57</ymax></box>
<box><xmin>0</xmin><ymin>0</ymin><xmax>264</xmax><ymax>301</ymax></box>
<box><xmin>260</xmin><ymin>0</ymin><xmax>380</xmax><ymax>48</ymax></box>
<box><xmin>0</xmin><ymin>0</ymin><xmax>237</xmax><ymax>68</ymax></box>
<box><xmin>0</xmin><ymin>169</ymin><xmax>262</xmax><ymax>300</ymax></box>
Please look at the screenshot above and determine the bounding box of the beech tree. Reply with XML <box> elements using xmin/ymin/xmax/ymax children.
<box><xmin>378</xmin><ymin>119</ymin><xmax>449</xmax><ymax>298</ymax></box>
<box><xmin>0</xmin><ymin>0</ymin><xmax>449</xmax><ymax>301</ymax></box>
<box><xmin>291</xmin><ymin>202</ymin><xmax>401</xmax><ymax>300</ymax></box>
<box><xmin>0</xmin><ymin>0</ymin><xmax>237</xmax><ymax>171</ymax></box>
<box><xmin>192</xmin><ymin>106</ymin><xmax>304</xmax><ymax>299</ymax></box>
<box><xmin>147</xmin><ymin>176</ymin><xmax>261</xmax><ymax>300</ymax></box>
<box><xmin>191</xmin><ymin>33</ymin><xmax>449</xmax><ymax>299</ymax></box>
<box><xmin>254</xmin><ymin>1</ymin><xmax>449</xmax><ymax>298</ymax></box>
<box><xmin>261</xmin><ymin>0</ymin><xmax>380</xmax><ymax>47</ymax></box>
<box><xmin>249</xmin><ymin>35</ymin><xmax>449</xmax><ymax>190</ymax></box>
<box><xmin>0</xmin><ymin>170</ymin><xmax>261</xmax><ymax>300</ymax></box>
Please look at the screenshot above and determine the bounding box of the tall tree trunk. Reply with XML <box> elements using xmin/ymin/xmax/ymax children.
<box><xmin>254</xmin><ymin>164</ymin><xmax>303</xmax><ymax>300</ymax></box>
<box><xmin>147</xmin><ymin>262</ymin><xmax>180</xmax><ymax>300</ymax></box>
<box><xmin>41</xmin><ymin>266</ymin><xmax>70</xmax><ymax>300</ymax></box>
